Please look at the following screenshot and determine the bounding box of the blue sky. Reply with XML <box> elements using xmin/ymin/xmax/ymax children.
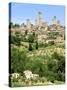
<box><xmin>10</xmin><ymin>3</ymin><xmax>65</xmax><ymax>25</ymax></box>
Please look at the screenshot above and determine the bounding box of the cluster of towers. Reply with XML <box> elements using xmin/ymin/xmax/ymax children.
<box><xmin>51</xmin><ymin>16</ymin><xmax>60</xmax><ymax>26</ymax></box>
<box><xmin>11</xmin><ymin>12</ymin><xmax>64</xmax><ymax>43</ymax></box>
<box><xmin>21</xmin><ymin>11</ymin><xmax>60</xmax><ymax>31</ymax></box>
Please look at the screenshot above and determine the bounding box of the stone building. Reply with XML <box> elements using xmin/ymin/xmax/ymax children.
<box><xmin>11</xmin><ymin>12</ymin><xmax>65</xmax><ymax>43</ymax></box>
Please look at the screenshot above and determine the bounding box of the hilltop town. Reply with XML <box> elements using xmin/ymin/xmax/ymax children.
<box><xmin>10</xmin><ymin>12</ymin><xmax>65</xmax><ymax>87</ymax></box>
<box><xmin>10</xmin><ymin>12</ymin><xmax>65</xmax><ymax>44</ymax></box>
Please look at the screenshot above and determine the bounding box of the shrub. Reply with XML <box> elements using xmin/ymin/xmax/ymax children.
<box><xmin>40</xmin><ymin>77</ymin><xmax>47</xmax><ymax>83</ymax></box>
<box><xmin>11</xmin><ymin>47</ymin><xmax>28</xmax><ymax>73</ymax></box>
<box><xmin>47</xmin><ymin>71</ymin><xmax>55</xmax><ymax>83</ymax></box>
<box><xmin>25</xmin><ymin>30</ymin><xmax>28</xmax><ymax>35</ymax></box>
<box><xmin>29</xmin><ymin>43</ymin><xmax>33</xmax><ymax>51</ymax></box>
<box><xmin>52</xmin><ymin>51</ymin><xmax>60</xmax><ymax>60</ymax></box>
<box><xmin>28</xmin><ymin>34</ymin><xmax>34</xmax><ymax>43</ymax></box>
<box><xmin>35</xmin><ymin>41</ymin><xmax>38</xmax><ymax>49</ymax></box>
<box><xmin>11</xmin><ymin>33</ymin><xmax>21</xmax><ymax>46</ymax></box>
<box><xmin>48</xmin><ymin>40</ymin><xmax>54</xmax><ymax>45</ymax></box>
<box><xmin>56</xmin><ymin>70</ymin><xmax>62</xmax><ymax>81</ymax></box>
<box><xmin>38</xmin><ymin>42</ymin><xmax>48</xmax><ymax>48</ymax></box>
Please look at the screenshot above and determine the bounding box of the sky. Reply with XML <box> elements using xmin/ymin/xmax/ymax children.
<box><xmin>9</xmin><ymin>2</ymin><xmax>65</xmax><ymax>25</ymax></box>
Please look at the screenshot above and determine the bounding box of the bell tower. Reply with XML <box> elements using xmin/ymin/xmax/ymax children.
<box><xmin>26</xmin><ymin>19</ymin><xmax>31</xmax><ymax>29</ymax></box>
<box><xmin>37</xmin><ymin>11</ymin><xmax>43</xmax><ymax>26</ymax></box>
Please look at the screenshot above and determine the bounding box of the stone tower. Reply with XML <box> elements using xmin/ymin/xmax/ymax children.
<box><xmin>52</xmin><ymin>16</ymin><xmax>57</xmax><ymax>25</ymax></box>
<box><xmin>26</xmin><ymin>19</ymin><xmax>31</xmax><ymax>29</ymax></box>
<box><xmin>37</xmin><ymin>12</ymin><xmax>43</xmax><ymax>26</ymax></box>
<box><xmin>52</xmin><ymin>16</ymin><xmax>60</xmax><ymax>27</ymax></box>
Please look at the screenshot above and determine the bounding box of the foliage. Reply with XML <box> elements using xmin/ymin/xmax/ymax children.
<box><xmin>28</xmin><ymin>43</ymin><xmax>33</xmax><ymax>51</ymax></box>
<box><xmin>9</xmin><ymin>22</ymin><xmax>13</xmax><ymax>29</ymax></box>
<box><xmin>10</xmin><ymin>24</ymin><xmax>65</xmax><ymax>86</ymax></box>
<box><xmin>11</xmin><ymin>47</ymin><xmax>28</xmax><ymax>73</ymax></box>
<box><xmin>48</xmin><ymin>31</ymin><xmax>59</xmax><ymax>39</ymax></box>
<box><xmin>28</xmin><ymin>33</ymin><xmax>34</xmax><ymax>43</ymax></box>
<box><xmin>25</xmin><ymin>30</ymin><xmax>28</xmax><ymax>35</ymax></box>
<box><xmin>38</xmin><ymin>42</ymin><xmax>48</xmax><ymax>48</ymax></box>
<box><xmin>9</xmin><ymin>22</ymin><xmax>20</xmax><ymax>28</ymax></box>
<box><xmin>11</xmin><ymin>33</ymin><xmax>21</xmax><ymax>46</ymax></box>
<box><xmin>35</xmin><ymin>41</ymin><xmax>38</xmax><ymax>49</ymax></box>
<box><xmin>48</xmin><ymin>40</ymin><xmax>54</xmax><ymax>45</ymax></box>
<box><xmin>14</xmin><ymin>24</ymin><xmax>20</xmax><ymax>28</ymax></box>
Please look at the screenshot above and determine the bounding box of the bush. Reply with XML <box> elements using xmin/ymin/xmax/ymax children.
<box><xmin>28</xmin><ymin>34</ymin><xmax>34</xmax><ymax>43</ymax></box>
<box><xmin>25</xmin><ymin>30</ymin><xmax>28</xmax><ymax>35</ymax></box>
<box><xmin>29</xmin><ymin>43</ymin><xmax>33</xmax><ymax>51</ymax></box>
<box><xmin>38</xmin><ymin>42</ymin><xmax>48</xmax><ymax>48</ymax></box>
<box><xmin>56</xmin><ymin>70</ymin><xmax>63</xmax><ymax>81</ymax></box>
<box><xmin>40</xmin><ymin>77</ymin><xmax>47</xmax><ymax>83</ymax></box>
<box><xmin>11</xmin><ymin>47</ymin><xmax>28</xmax><ymax>73</ymax></box>
<box><xmin>48</xmin><ymin>31</ymin><xmax>59</xmax><ymax>39</ymax></box>
<box><xmin>48</xmin><ymin>40</ymin><xmax>54</xmax><ymax>45</ymax></box>
<box><xmin>11</xmin><ymin>33</ymin><xmax>21</xmax><ymax>46</ymax></box>
<box><xmin>35</xmin><ymin>41</ymin><xmax>38</xmax><ymax>49</ymax></box>
<box><xmin>47</xmin><ymin>71</ymin><xmax>55</xmax><ymax>83</ymax></box>
<box><xmin>52</xmin><ymin>51</ymin><xmax>60</xmax><ymax>60</ymax></box>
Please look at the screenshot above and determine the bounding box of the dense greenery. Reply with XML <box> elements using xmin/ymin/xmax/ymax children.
<box><xmin>9</xmin><ymin>22</ymin><xmax>20</xmax><ymax>28</ymax></box>
<box><xmin>10</xmin><ymin>28</ymin><xmax>65</xmax><ymax>86</ymax></box>
<box><xmin>47</xmin><ymin>31</ymin><xmax>59</xmax><ymax>39</ymax></box>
